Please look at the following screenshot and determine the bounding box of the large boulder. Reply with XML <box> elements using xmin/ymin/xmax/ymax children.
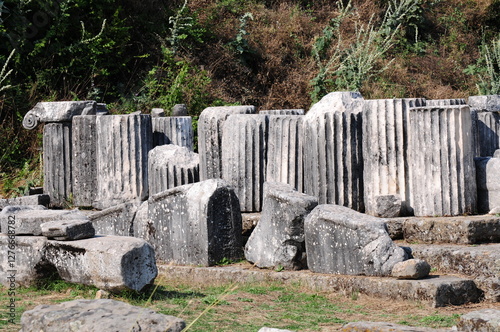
<box><xmin>244</xmin><ymin>182</ymin><xmax>317</xmax><ymax>270</ymax></box>
<box><xmin>304</xmin><ymin>204</ymin><xmax>408</xmax><ymax>276</ymax></box>
<box><xmin>20</xmin><ymin>299</ymin><xmax>185</xmax><ymax>332</ymax></box>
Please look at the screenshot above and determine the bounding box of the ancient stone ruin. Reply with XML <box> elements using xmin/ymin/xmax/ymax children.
<box><xmin>1</xmin><ymin>94</ymin><xmax>500</xmax><ymax>330</ymax></box>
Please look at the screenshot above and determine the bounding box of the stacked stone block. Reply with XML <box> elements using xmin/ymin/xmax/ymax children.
<box><xmin>303</xmin><ymin>92</ymin><xmax>364</xmax><ymax>211</ymax></box>
<box><xmin>43</xmin><ymin>123</ymin><xmax>73</xmax><ymax>207</ymax></box>
<box><xmin>148</xmin><ymin>145</ymin><xmax>199</xmax><ymax>196</ymax></box>
<box><xmin>469</xmin><ymin>95</ymin><xmax>500</xmax><ymax>157</ymax></box>
<box><xmin>222</xmin><ymin>114</ymin><xmax>269</xmax><ymax>212</ymax></box>
<box><xmin>266</xmin><ymin>115</ymin><xmax>304</xmax><ymax>192</ymax></box>
<box><xmin>362</xmin><ymin>98</ymin><xmax>425</xmax><ymax>216</ymax></box>
<box><xmin>198</xmin><ymin>105</ymin><xmax>256</xmax><ymax>180</ymax></box>
<box><xmin>94</xmin><ymin>114</ymin><xmax>153</xmax><ymax>209</ymax></box>
<box><xmin>408</xmin><ymin>105</ymin><xmax>476</xmax><ymax>216</ymax></box>
<box><xmin>152</xmin><ymin>116</ymin><xmax>194</xmax><ymax>151</ymax></box>
<box><xmin>71</xmin><ymin>115</ymin><xmax>98</xmax><ymax>207</ymax></box>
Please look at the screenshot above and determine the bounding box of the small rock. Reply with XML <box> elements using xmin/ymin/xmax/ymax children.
<box><xmin>151</xmin><ymin>108</ymin><xmax>165</xmax><ymax>117</ymax></box>
<box><xmin>40</xmin><ymin>219</ymin><xmax>95</xmax><ymax>240</ymax></box>
<box><xmin>258</xmin><ymin>328</ymin><xmax>295</xmax><ymax>332</ymax></box>
<box><xmin>392</xmin><ymin>259</ymin><xmax>431</xmax><ymax>279</ymax></box>
<box><xmin>374</xmin><ymin>194</ymin><xmax>402</xmax><ymax>218</ymax></box>
<box><xmin>95</xmin><ymin>290</ymin><xmax>111</xmax><ymax>299</ymax></box>
<box><xmin>172</xmin><ymin>104</ymin><xmax>188</xmax><ymax>116</ymax></box>
<box><xmin>339</xmin><ymin>321</ymin><xmax>450</xmax><ymax>331</ymax></box>
<box><xmin>456</xmin><ymin>309</ymin><xmax>500</xmax><ymax>332</ymax></box>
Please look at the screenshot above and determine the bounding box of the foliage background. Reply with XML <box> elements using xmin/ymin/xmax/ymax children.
<box><xmin>0</xmin><ymin>0</ymin><xmax>499</xmax><ymax>196</ymax></box>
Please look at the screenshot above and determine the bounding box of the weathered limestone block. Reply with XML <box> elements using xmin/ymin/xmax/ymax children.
<box><xmin>244</xmin><ymin>182</ymin><xmax>318</xmax><ymax>270</ymax></box>
<box><xmin>0</xmin><ymin>235</ymin><xmax>49</xmax><ymax>287</ymax></box>
<box><xmin>40</xmin><ymin>219</ymin><xmax>95</xmax><ymax>240</ymax></box>
<box><xmin>471</xmin><ymin>110</ymin><xmax>500</xmax><ymax>157</ymax></box>
<box><xmin>391</xmin><ymin>259</ymin><xmax>431</xmax><ymax>279</ymax></box>
<box><xmin>425</xmin><ymin>98</ymin><xmax>466</xmax><ymax>106</ymax></box>
<box><xmin>148</xmin><ymin>145</ymin><xmax>199</xmax><ymax>196</ymax></box>
<box><xmin>0</xmin><ymin>194</ymin><xmax>50</xmax><ymax>210</ymax></box>
<box><xmin>198</xmin><ymin>105</ymin><xmax>256</xmax><ymax>180</ymax></box>
<box><xmin>151</xmin><ymin>108</ymin><xmax>165</xmax><ymax>117</ymax></box>
<box><xmin>304</xmin><ymin>204</ymin><xmax>407</xmax><ymax>276</ymax></box>
<box><xmin>43</xmin><ymin>123</ymin><xmax>73</xmax><ymax>207</ymax></box>
<box><xmin>469</xmin><ymin>94</ymin><xmax>500</xmax><ymax>112</ymax></box>
<box><xmin>402</xmin><ymin>215</ymin><xmax>500</xmax><ymax>244</ymax></box>
<box><xmin>259</xmin><ymin>109</ymin><xmax>305</xmax><ymax>115</ymax></box>
<box><xmin>0</xmin><ymin>206</ymin><xmax>88</xmax><ymax>235</ymax></box>
<box><xmin>88</xmin><ymin>202</ymin><xmax>140</xmax><ymax>236</ymax></box>
<box><xmin>266</xmin><ymin>115</ymin><xmax>304</xmax><ymax>192</ymax></box>
<box><xmin>303</xmin><ymin>92</ymin><xmax>364</xmax><ymax>211</ymax></box>
<box><xmin>72</xmin><ymin>115</ymin><xmax>98</xmax><ymax>207</ymax></box>
<box><xmin>339</xmin><ymin>322</ymin><xmax>450</xmax><ymax>331</ymax></box>
<box><xmin>457</xmin><ymin>309</ymin><xmax>500</xmax><ymax>332</ymax></box>
<box><xmin>408</xmin><ymin>105</ymin><xmax>476</xmax><ymax>216</ymax></box>
<box><xmin>362</xmin><ymin>98</ymin><xmax>425</xmax><ymax>216</ymax></box>
<box><xmin>132</xmin><ymin>201</ymin><xmax>149</xmax><ymax>240</ymax></box>
<box><xmin>19</xmin><ymin>299</ymin><xmax>186</xmax><ymax>332</ymax></box>
<box><xmin>172</xmin><ymin>104</ymin><xmax>188</xmax><ymax>116</ymax></box>
<box><xmin>44</xmin><ymin>235</ymin><xmax>157</xmax><ymax>292</ymax></box>
<box><xmin>147</xmin><ymin>179</ymin><xmax>242</xmax><ymax>265</ymax></box>
<box><xmin>95</xmin><ymin>114</ymin><xmax>153</xmax><ymax>209</ymax></box>
<box><xmin>152</xmin><ymin>116</ymin><xmax>194</xmax><ymax>150</ymax></box>
<box><xmin>222</xmin><ymin>114</ymin><xmax>269</xmax><ymax>212</ymax></box>
<box><xmin>23</xmin><ymin>100</ymin><xmax>96</xmax><ymax>130</ymax></box>
<box><xmin>373</xmin><ymin>194</ymin><xmax>402</xmax><ymax>218</ymax></box>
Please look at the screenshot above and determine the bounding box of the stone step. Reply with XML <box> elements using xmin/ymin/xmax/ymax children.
<box><xmin>386</xmin><ymin>215</ymin><xmax>500</xmax><ymax>244</ymax></box>
<box><xmin>158</xmin><ymin>263</ymin><xmax>482</xmax><ymax>308</ymax></box>
<box><xmin>405</xmin><ymin>243</ymin><xmax>500</xmax><ymax>302</ymax></box>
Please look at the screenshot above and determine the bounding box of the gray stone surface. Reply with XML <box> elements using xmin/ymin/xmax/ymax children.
<box><xmin>242</xmin><ymin>212</ymin><xmax>261</xmax><ymax>235</ymax></box>
<box><xmin>96</xmin><ymin>103</ymin><xmax>108</xmax><ymax>115</ymax></box>
<box><xmin>0</xmin><ymin>194</ymin><xmax>50</xmax><ymax>210</ymax></box>
<box><xmin>258</xmin><ymin>328</ymin><xmax>295</xmax><ymax>332</ymax></box>
<box><xmin>469</xmin><ymin>95</ymin><xmax>500</xmax><ymax>112</ymax></box>
<box><xmin>402</xmin><ymin>215</ymin><xmax>500</xmax><ymax>244</ymax></box>
<box><xmin>23</xmin><ymin>100</ymin><xmax>97</xmax><ymax>130</ymax></box>
<box><xmin>40</xmin><ymin>219</ymin><xmax>95</xmax><ymax>240</ymax></box>
<box><xmin>494</xmin><ymin>149</ymin><xmax>500</xmax><ymax>158</ymax></box>
<box><xmin>198</xmin><ymin>105</ymin><xmax>256</xmax><ymax>180</ymax></box>
<box><xmin>43</xmin><ymin>123</ymin><xmax>73</xmax><ymax>207</ymax></box>
<box><xmin>362</xmin><ymin>98</ymin><xmax>425</xmax><ymax>216</ymax></box>
<box><xmin>339</xmin><ymin>321</ymin><xmax>450</xmax><ymax>331</ymax></box>
<box><xmin>44</xmin><ymin>235</ymin><xmax>157</xmax><ymax>292</ymax></box>
<box><xmin>88</xmin><ymin>202</ymin><xmax>140</xmax><ymax>236</ymax></box>
<box><xmin>19</xmin><ymin>299</ymin><xmax>185</xmax><ymax>332</ymax></box>
<box><xmin>392</xmin><ymin>258</ymin><xmax>431</xmax><ymax>279</ymax></box>
<box><xmin>457</xmin><ymin>309</ymin><xmax>500</xmax><ymax>332</ymax></box>
<box><xmin>160</xmin><ymin>264</ymin><xmax>482</xmax><ymax>307</ymax></box>
<box><xmin>373</xmin><ymin>194</ymin><xmax>402</xmax><ymax>218</ymax></box>
<box><xmin>0</xmin><ymin>235</ymin><xmax>49</xmax><ymax>287</ymax></box>
<box><xmin>244</xmin><ymin>182</ymin><xmax>317</xmax><ymax>270</ymax></box>
<box><xmin>425</xmin><ymin>98</ymin><xmax>466</xmax><ymax>106</ymax></box>
<box><xmin>304</xmin><ymin>204</ymin><xmax>407</xmax><ymax>276</ymax></box>
<box><xmin>410</xmin><ymin>243</ymin><xmax>500</xmax><ymax>301</ymax></box>
<box><xmin>266</xmin><ymin>115</ymin><xmax>304</xmax><ymax>193</ymax></box>
<box><xmin>72</xmin><ymin>115</ymin><xmax>98</xmax><ymax>207</ymax></box>
<box><xmin>222</xmin><ymin>114</ymin><xmax>269</xmax><ymax>212</ymax></box>
<box><xmin>151</xmin><ymin>108</ymin><xmax>165</xmax><ymax>117</ymax></box>
<box><xmin>148</xmin><ymin>145</ymin><xmax>199</xmax><ymax>196</ymax></box>
<box><xmin>408</xmin><ymin>105</ymin><xmax>476</xmax><ymax>216</ymax></box>
<box><xmin>152</xmin><ymin>116</ymin><xmax>194</xmax><ymax>150</ymax></box>
<box><xmin>172</xmin><ymin>103</ymin><xmax>188</xmax><ymax>116</ymax></box>
<box><xmin>476</xmin><ymin>157</ymin><xmax>500</xmax><ymax>213</ymax></box>
<box><xmin>95</xmin><ymin>114</ymin><xmax>153</xmax><ymax>209</ymax></box>
<box><xmin>471</xmin><ymin>111</ymin><xmax>500</xmax><ymax>157</ymax></box>
<box><xmin>303</xmin><ymin>92</ymin><xmax>364</xmax><ymax>211</ymax></box>
<box><xmin>259</xmin><ymin>109</ymin><xmax>304</xmax><ymax>115</ymax></box>
<box><xmin>147</xmin><ymin>179</ymin><xmax>243</xmax><ymax>265</ymax></box>
<box><xmin>132</xmin><ymin>201</ymin><xmax>149</xmax><ymax>240</ymax></box>
<box><xmin>0</xmin><ymin>207</ymin><xmax>88</xmax><ymax>236</ymax></box>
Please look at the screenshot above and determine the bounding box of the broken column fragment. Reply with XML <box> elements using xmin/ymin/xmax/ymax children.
<box><xmin>362</xmin><ymin>98</ymin><xmax>425</xmax><ymax>216</ymax></box>
<box><xmin>152</xmin><ymin>116</ymin><xmax>194</xmax><ymax>150</ymax></box>
<box><xmin>148</xmin><ymin>145</ymin><xmax>199</xmax><ymax>196</ymax></box>
<box><xmin>198</xmin><ymin>105</ymin><xmax>256</xmax><ymax>180</ymax></box>
<box><xmin>88</xmin><ymin>202</ymin><xmax>140</xmax><ymax>236</ymax></box>
<box><xmin>72</xmin><ymin>115</ymin><xmax>98</xmax><ymax>207</ymax></box>
<box><xmin>266</xmin><ymin>115</ymin><xmax>304</xmax><ymax>192</ymax></box>
<box><xmin>94</xmin><ymin>114</ymin><xmax>153</xmax><ymax>209</ymax></box>
<box><xmin>222</xmin><ymin>114</ymin><xmax>269</xmax><ymax>212</ymax></box>
<box><xmin>43</xmin><ymin>123</ymin><xmax>73</xmax><ymax>207</ymax></box>
<box><xmin>303</xmin><ymin>92</ymin><xmax>364</xmax><ymax>211</ymax></box>
<box><xmin>304</xmin><ymin>204</ymin><xmax>408</xmax><ymax>276</ymax></box>
<box><xmin>146</xmin><ymin>179</ymin><xmax>242</xmax><ymax>266</ymax></box>
<box><xmin>23</xmin><ymin>100</ymin><xmax>97</xmax><ymax>130</ymax></box>
<box><xmin>44</xmin><ymin>235</ymin><xmax>157</xmax><ymax>292</ymax></box>
<box><xmin>469</xmin><ymin>95</ymin><xmax>500</xmax><ymax>157</ymax></box>
<box><xmin>40</xmin><ymin>219</ymin><xmax>95</xmax><ymax>241</ymax></box>
<box><xmin>259</xmin><ymin>109</ymin><xmax>305</xmax><ymax>115</ymax></box>
<box><xmin>244</xmin><ymin>182</ymin><xmax>318</xmax><ymax>270</ymax></box>
<box><xmin>408</xmin><ymin>105</ymin><xmax>476</xmax><ymax>216</ymax></box>
<box><xmin>425</xmin><ymin>98</ymin><xmax>466</xmax><ymax>106</ymax></box>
